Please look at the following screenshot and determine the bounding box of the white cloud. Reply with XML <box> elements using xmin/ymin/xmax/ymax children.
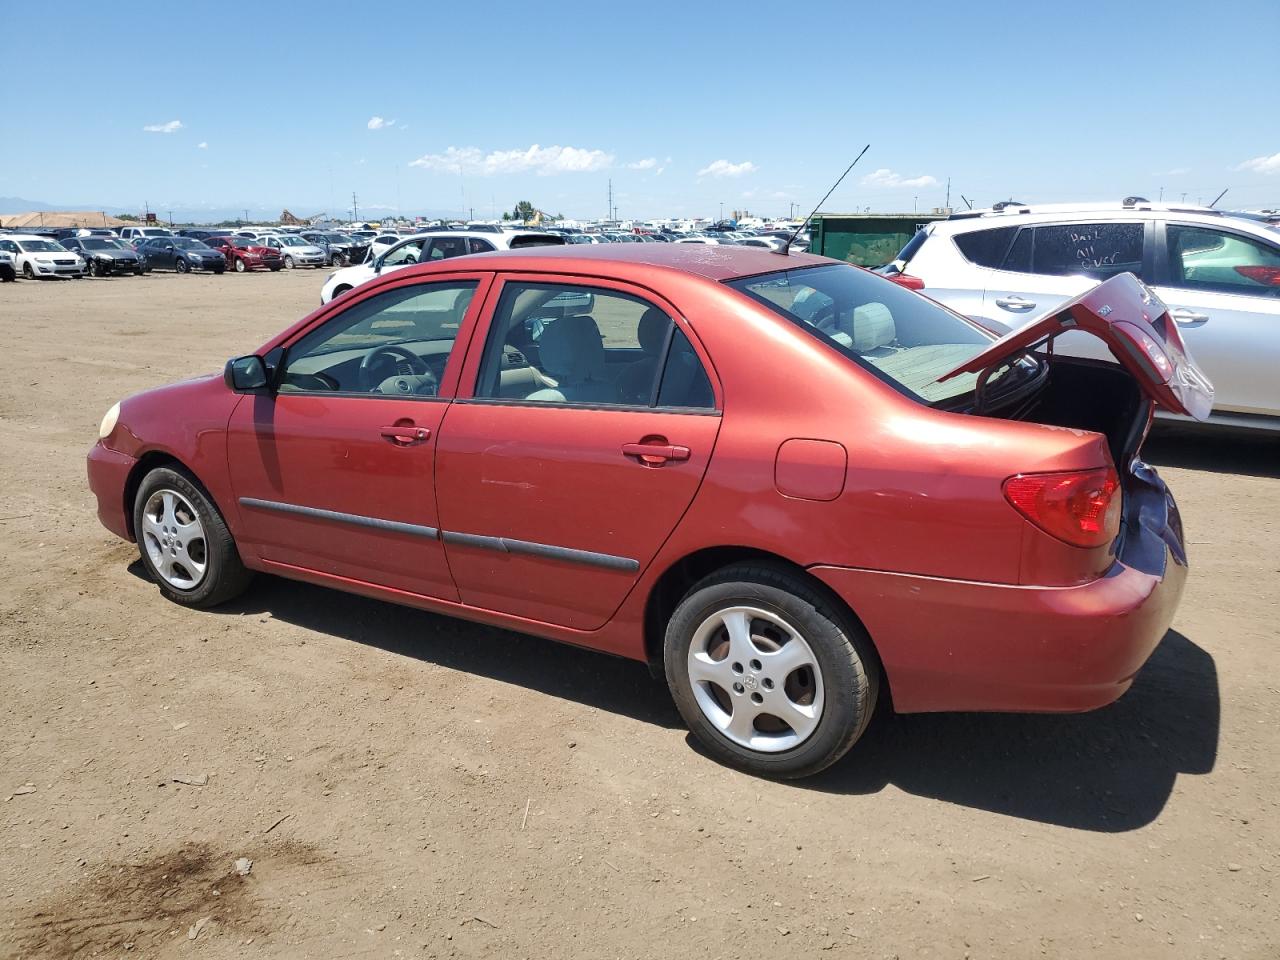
<box><xmin>697</xmin><ymin>159</ymin><xmax>757</xmax><ymax>178</ymax></box>
<box><xmin>628</xmin><ymin>157</ymin><xmax>658</xmax><ymax>170</ymax></box>
<box><xmin>861</xmin><ymin>168</ymin><xmax>938</xmax><ymax>189</ymax></box>
<box><xmin>409</xmin><ymin>144</ymin><xmax>614</xmax><ymax>176</ymax></box>
<box><xmin>143</xmin><ymin>120</ymin><xmax>183</xmax><ymax>134</ymax></box>
<box><xmin>367</xmin><ymin>116</ymin><xmax>396</xmax><ymax>130</ymax></box>
<box><xmin>197</xmin><ymin>142</ymin><xmax>208</xmax><ymax>150</ymax></box>
<box><xmin>1236</xmin><ymin>152</ymin><xmax>1280</xmax><ymax>175</ymax></box>
<box><xmin>1153</xmin><ymin>166</ymin><xmax>1189</xmax><ymax>176</ymax></box>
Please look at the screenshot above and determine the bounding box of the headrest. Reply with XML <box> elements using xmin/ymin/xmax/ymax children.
<box><xmin>851</xmin><ymin>302</ymin><xmax>896</xmax><ymax>352</ymax></box>
<box><xmin>538</xmin><ymin>314</ymin><xmax>606</xmax><ymax>382</ymax></box>
<box><xmin>637</xmin><ymin>307</ymin><xmax>669</xmax><ymax>356</ymax></box>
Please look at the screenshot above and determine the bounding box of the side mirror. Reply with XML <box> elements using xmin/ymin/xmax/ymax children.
<box><xmin>224</xmin><ymin>355</ymin><xmax>269</xmax><ymax>392</ymax></box>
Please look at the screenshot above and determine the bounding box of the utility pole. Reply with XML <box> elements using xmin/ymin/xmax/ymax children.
<box><xmin>913</xmin><ymin>195</ymin><xmax>918</xmax><ymax>213</ymax></box>
<box><xmin>945</xmin><ymin>177</ymin><xmax>951</xmax><ymax>211</ymax></box>
<box><xmin>719</xmin><ymin>201</ymin><xmax>724</xmax><ymax>222</ymax></box>
<box><xmin>352</xmin><ymin>192</ymin><xmax>359</xmax><ymax>223</ymax></box>
<box><xmin>607</xmin><ymin>179</ymin><xmax>613</xmax><ymax>222</ymax></box>
<box><xmin>243</xmin><ymin>209</ymin><xmax>249</xmax><ymax>225</ymax></box>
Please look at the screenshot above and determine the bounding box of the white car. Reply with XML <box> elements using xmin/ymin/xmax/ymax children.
<box><xmin>0</xmin><ymin>238</ymin><xmax>16</xmax><ymax>280</ymax></box>
<box><xmin>6</xmin><ymin>234</ymin><xmax>86</xmax><ymax>279</ymax></box>
<box><xmin>320</xmin><ymin>230</ymin><xmax>565</xmax><ymax>303</ymax></box>
<box><xmin>258</xmin><ymin>234</ymin><xmax>328</xmax><ymax>269</ymax></box>
<box><xmin>881</xmin><ymin>198</ymin><xmax>1280</xmax><ymax>431</ymax></box>
<box><xmin>118</xmin><ymin>226</ymin><xmax>173</xmax><ymax>243</ymax></box>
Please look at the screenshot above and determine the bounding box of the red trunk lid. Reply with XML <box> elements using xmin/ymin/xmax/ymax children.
<box><xmin>940</xmin><ymin>273</ymin><xmax>1214</xmax><ymax>419</ymax></box>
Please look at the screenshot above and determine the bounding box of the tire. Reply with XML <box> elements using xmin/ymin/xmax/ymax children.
<box><xmin>176</xmin><ymin>258</ymin><xmax>189</xmax><ymax>274</ymax></box>
<box><xmin>88</xmin><ymin>259</ymin><xmax>99</xmax><ymax>278</ymax></box>
<box><xmin>284</xmin><ymin>256</ymin><xmax>295</xmax><ymax>269</ymax></box>
<box><xmin>269</xmin><ymin>265</ymin><xmax>282</xmax><ymax>272</ymax></box>
<box><xmin>234</xmin><ymin>258</ymin><xmax>246</xmax><ymax>273</ymax></box>
<box><xmin>663</xmin><ymin>562</ymin><xmax>878</xmax><ymax>779</ymax></box>
<box><xmin>22</xmin><ymin>262</ymin><xmax>34</xmax><ymax>280</ymax></box>
<box><xmin>332</xmin><ymin>284</ymin><xmax>352</xmax><ymax>298</ymax></box>
<box><xmin>134</xmin><ymin>266</ymin><xmax>144</xmax><ymax>276</ymax></box>
<box><xmin>330</xmin><ymin>252</ymin><xmax>346</xmax><ymax>267</ymax></box>
<box><xmin>132</xmin><ymin>466</ymin><xmax>252</xmax><ymax>608</ymax></box>
<box><xmin>212</xmin><ymin>266</ymin><xmax>225</xmax><ymax>275</ymax></box>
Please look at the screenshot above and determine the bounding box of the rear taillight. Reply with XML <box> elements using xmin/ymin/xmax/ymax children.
<box><xmin>1234</xmin><ymin>265</ymin><xmax>1280</xmax><ymax>286</ymax></box>
<box><xmin>1003</xmin><ymin>467</ymin><xmax>1121</xmax><ymax>548</ymax></box>
<box><xmin>888</xmin><ymin>273</ymin><xmax>925</xmax><ymax>290</ymax></box>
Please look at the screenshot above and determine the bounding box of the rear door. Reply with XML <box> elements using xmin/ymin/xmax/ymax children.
<box><xmin>981</xmin><ymin>220</ymin><xmax>1150</xmax><ymax>330</ymax></box>
<box><xmin>1150</xmin><ymin>221</ymin><xmax>1280</xmax><ymax>417</ymax></box>
<box><xmin>435</xmin><ymin>274</ymin><xmax>722</xmax><ymax>630</ymax></box>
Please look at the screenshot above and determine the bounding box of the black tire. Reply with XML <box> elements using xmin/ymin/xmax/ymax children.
<box><xmin>88</xmin><ymin>259</ymin><xmax>99</xmax><ymax>278</ymax></box>
<box><xmin>132</xmin><ymin>466</ymin><xmax>252</xmax><ymax>608</ymax></box>
<box><xmin>176</xmin><ymin>258</ymin><xmax>189</xmax><ymax>274</ymax></box>
<box><xmin>269</xmin><ymin>265</ymin><xmax>282</xmax><ymax>272</ymax></box>
<box><xmin>134</xmin><ymin>266</ymin><xmax>144</xmax><ymax>276</ymax></box>
<box><xmin>332</xmin><ymin>284</ymin><xmax>352</xmax><ymax>298</ymax></box>
<box><xmin>234</xmin><ymin>258</ymin><xmax>246</xmax><ymax>273</ymax></box>
<box><xmin>663</xmin><ymin>562</ymin><xmax>878</xmax><ymax>779</ymax></box>
<box><xmin>330</xmin><ymin>252</ymin><xmax>347</xmax><ymax>267</ymax></box>
<box><xmin>212</xmin><ymin>266</ymin><xmax>225</xmax><ymax>275</ymax></box>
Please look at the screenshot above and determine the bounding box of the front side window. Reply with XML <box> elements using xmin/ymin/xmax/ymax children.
<box><xmin>279</xmin><ymin>281</ymin><xmax>478</xmax><ymax>396</ymax></box>
<box><xmin>473</xmin><ymin>281</ymin><xmax>714</xmax><ymax>408</ymax></box>
<box><xmin>1167</xmin><ymin>225</ymin><xmax>1280</xmax><ymax>297</ymax></box>
<box><xmin>1030</xmin><ymin>222</ymin><xmax>1143</xmax><ymax>280</ymax></box>
<box><xmin>727</xmin><ymin>263</ymin><xmax>998</xmax><ymax>404</ymax></box>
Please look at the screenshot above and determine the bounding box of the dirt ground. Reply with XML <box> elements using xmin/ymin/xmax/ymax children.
<box><xmin>1</xmin><ymin>269</ymin><xmax>1277</xmax><ymax>959</ymax></box>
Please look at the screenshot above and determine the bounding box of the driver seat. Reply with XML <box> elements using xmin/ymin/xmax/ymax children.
<box><xmin>525</xmin><ymin>314</ymin><xmax>615</xmax><ymax>403</ymax></box>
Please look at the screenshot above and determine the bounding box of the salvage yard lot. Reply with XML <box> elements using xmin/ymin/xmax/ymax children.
<box><xmin>1</xmin><ymin>271</ymin><xmax>1277</xmax><ymax>958</ymax></box>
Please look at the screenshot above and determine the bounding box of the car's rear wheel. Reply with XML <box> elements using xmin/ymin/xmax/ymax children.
<box><xmin>664</xmin><ymin>563</ymin><xmax>878</xmax><ymax>779</ymax></box>
<box><xmin>133</xmin><ymin>467</ymin><xmax>251</xmax><ymax>608</ymax></box>
<box><xmin>234</xmin><ymin>258</ymin><xmax>246</xmax><ymax>273</ymax></box>
<box><xmin>176</xmin><ymin>258</ymin><xmax>189</xmax><ymax>274</ymax></box>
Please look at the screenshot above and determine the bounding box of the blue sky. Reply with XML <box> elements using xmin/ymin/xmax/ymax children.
<box><xmin>3</xmin><ymin>0</ymin><xmax>1278</xmax><ymax>221</ymax></box>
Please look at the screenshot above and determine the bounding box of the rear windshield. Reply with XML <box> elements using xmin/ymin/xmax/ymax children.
<box><xmin>727</xmin><ymin>263</ymin><xmax>997</xmax><ymax>404</ymax></box>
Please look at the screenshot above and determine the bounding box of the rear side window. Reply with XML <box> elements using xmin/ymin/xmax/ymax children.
<box><xmin>893</xmin><ymin>229</ymin><xmax>930</xmax><ymax>266</ymax></box>
<box><xmin>1031</xmin><ymin>223</ymin><xmax>1143</xmax><ymax>280</ymax></box>
<box><xmin>953</xmin><ymin>226</ymin><xmax>1018</xmax><ymax>268</ymax></box>
<box><xmin>468</xmin><ymin>238</ymin><xmax>496</xmax><ymax>253</ymax></box>
<box><xmin>508</xmin><ymin>234</ymin><xmax>566</xmax><ymax>248</ymax></box>
<box><xmin>1166</xmin><ymin>225</ymin><xmax>1280</xmax><ymax>297</ymax></box>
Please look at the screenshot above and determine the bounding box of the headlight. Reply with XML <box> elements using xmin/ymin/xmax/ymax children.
<box><xmin>98</xmin><ymin>401</ymin><xmax>121</xmax><ymax>439</ymax></box>
<box><xmin>36</xmin><ymin>257</ymin><xmax>52</xmax><ymax>263</ymax></box>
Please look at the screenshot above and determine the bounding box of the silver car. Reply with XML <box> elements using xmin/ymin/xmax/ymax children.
<box><xmin>883</xmin><ymin>200</ymin><xmax>1280</xmax><ymax>432</ymax></box>
<box><xmin>261</xmin><ymin>234</ymin><xmax>328</xmax><ymax>269</ymax></box>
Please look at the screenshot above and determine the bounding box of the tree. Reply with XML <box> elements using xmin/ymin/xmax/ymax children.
<box><xmin>501</xmin><ymin>211</ymin><xmax>512</xmax><ymax>222</ymax></box>
<box><xmin>117</xmin><ymin>213</ymin><xmax>139</xmax><ymax>222</ymax></box>
<box><xmin>511</xmin><ymin>200</ymin><xmax>535</xmax><ymax>222</ymax></box>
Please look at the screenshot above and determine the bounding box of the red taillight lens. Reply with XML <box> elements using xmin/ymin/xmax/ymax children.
<box><xmin>1003</xmin><ymin>467</ymin><xmax>1122</xmax><ymax>548</ymax></box>
<box><xmin>1233</xmin><ymin>265</ymin><xmax>1280</xmax><ymax>286</ymax></box>
<box><xmin>889</xmin><ymin>273</ymin><xmax>925</xmax><ymax>290</ymax></box>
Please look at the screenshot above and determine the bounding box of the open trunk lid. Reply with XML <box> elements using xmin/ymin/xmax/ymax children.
<box><xmin>939</xmin><ymin>273</ymin><xmax>1214</xmax><ymax>419</ymax></box>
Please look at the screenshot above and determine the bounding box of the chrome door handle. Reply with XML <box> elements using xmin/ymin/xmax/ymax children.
<box><xmin>1169</xmin><ymin>308</ymin><xmax>1209</xmax><ymax>325</ymax></box>
<box><xmin>379</xmin><ymin>425</ymin><xmax>431</xmax><ymax>446</ymax></box>
<box><xmin>994</xmin><ymin>296</ymin><xmax>1037</xmax><ymax>311</ymax></box>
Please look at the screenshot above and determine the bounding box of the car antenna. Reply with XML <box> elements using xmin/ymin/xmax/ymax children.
<box><xmin>1208</xmin><ymin>187</ymin><xmax>1228</xmax><ymax>208</ymax></box>
<box><xmin>776</xmin><ymin>144</ymin><xmax>871</xmax><ymax>255</ymax></box>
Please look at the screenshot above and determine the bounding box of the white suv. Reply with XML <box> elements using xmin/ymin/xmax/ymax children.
<box><xmin>884</xmin><ymin>200</ymin><xmax>1280</xmax><ymax>431</ymax></box>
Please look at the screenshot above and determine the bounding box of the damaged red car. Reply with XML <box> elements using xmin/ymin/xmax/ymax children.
<box><xmin>205</xmin><ymin>235</ymin><xmax>283</xmax><ymax>273</ymax></box>
<box><xmin>86</xmin><ymin>245</ymin><xmax>1212</xmax><ymax>778</ymax></box>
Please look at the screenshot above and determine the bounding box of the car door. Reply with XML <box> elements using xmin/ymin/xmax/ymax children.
<box><xmin>225</xmin><ymin>273</ymin><xmax>492</xmax><ymax>599</ymax></box>
<box><xmin>1150</xmin><ymin>221</ymin><xmax>1280</xmax><ymax>417</ymax></box>
<box><xmin>435</xmin><ymin>275</ymin><xmax>722</xmax><ymax>630</ymax></box>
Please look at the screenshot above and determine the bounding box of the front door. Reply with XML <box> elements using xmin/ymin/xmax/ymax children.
<box><xmin>1152</xmin><ymin>221</ymin><xmax>1280</xmax><ymax>417</ymax></box>
<box><xmin>226</xmin><ymin>274</ymin><xmax>491</xmax><ymax>599</ymax></box>
<box><xmin>436</xmin><ymin>276</ymin><xmax>722</xmax><ymax>630</ymax></box>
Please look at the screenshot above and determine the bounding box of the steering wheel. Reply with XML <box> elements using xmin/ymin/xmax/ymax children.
<box><xmin>359</xmin><ymin>344</ymin><xmax>433</xmax><ymax>392</ymax></box>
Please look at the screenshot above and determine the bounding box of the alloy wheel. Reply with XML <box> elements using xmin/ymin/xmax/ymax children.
<box><xmin>140</xmin><ymin>489</ymin><xmax>208</xmax><ymax>590</ymax></box>
<box><xmin>686</xmin><ymin>605</ymin><xmax>825</xmax><ymax>753</ymax></box>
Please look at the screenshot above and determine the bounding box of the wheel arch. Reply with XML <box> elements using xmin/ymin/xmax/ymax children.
<box><xmin>641</xmin><ymin>546</ymin><xmax>888</xmax><ymax>704</ymax></box>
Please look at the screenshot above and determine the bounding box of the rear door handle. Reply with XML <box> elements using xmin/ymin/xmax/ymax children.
<box><xmin>380</xmin><ymin>425</ymin><xmax>431</xmax><ymax>446</ymax></box>
<box><xmin>622</xmin><ymin>442</ymin><xmax>691</xmax><ymax>464</ymax></box>
<box><xmin>1169</xmin><ymin>308</ymin><xmax>1209</xmax><ymax>326</ymax></box>
<box><xmin>994</xmin><ymin>296</ymin><xmax>1037</xmax><ymax>311</ymax></box>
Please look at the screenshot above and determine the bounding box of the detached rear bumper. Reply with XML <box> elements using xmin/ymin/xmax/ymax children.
<box><xmin>812</xmin><ymin>464</ymin><xmax>1187</xmax><ymax>714</ymax></box>
<box><xmin>87</xmin><ymin>442</ymin><xmax>137</xmax><ymax>542</ymax></box>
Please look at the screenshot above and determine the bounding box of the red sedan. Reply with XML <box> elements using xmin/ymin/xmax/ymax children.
<box><xmin>205</xmin><ymin>235</ymin><xmax>283</xmax><ymax>272</ymax></box>
<box><xmin>86</xmin><ymin>245</ymin><xmax>1212</xmax><ymax>777</ymax></box>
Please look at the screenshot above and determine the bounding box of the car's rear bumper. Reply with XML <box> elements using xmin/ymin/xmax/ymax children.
<box><xmin>811</xmin><ymin>464</ymin><xmax>1188</xmax><ymax>714</ymax></box>
<box><xmin>87</xmin><ymin>442</ymin><xmax>136</xmax><ymax>542</ymax></box>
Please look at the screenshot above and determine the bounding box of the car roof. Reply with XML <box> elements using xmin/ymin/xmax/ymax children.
<box><xmin>931</xmin><ymin>205</ymin><xmax>1277</xmax><ymax>237</ymax></box>
<box><xmin>400</xmin><ymin>241</ymin><xmax>831</xmax><ymax>281</ymax></box>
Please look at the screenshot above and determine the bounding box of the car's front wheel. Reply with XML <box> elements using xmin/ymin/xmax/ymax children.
<box><xmin>133</xmin><ymin>466</ymin><xmax>252</xmax><ymax>608</ymax></box>
<box><xmin>175</xmin><ymin>258</ymin><xmax>189</xmax><ymax>274</ymax></box>
<box><xmin>234</xmin><ymin>258</ymin><xmax>246</xmax><ymax>273</ymax></box>
<box><xmin>664</xmin><ymin>563</ymin><xmax>878</xmax><ymax>779</ymax></box>
<box><xmin>22</xmin><ymin>263</ymin><xmax>34</xmax><ymax>280</ymax></box>
<box><xmin>283</xmin><ymin>255</ymin><xmax>295</xmax><ymax>269</ymax></box>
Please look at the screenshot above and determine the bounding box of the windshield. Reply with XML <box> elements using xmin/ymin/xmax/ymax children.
<box><xmin>325</xmin><ymin>234</ymin><xmax>352</xmax><ymax>243</ymax></box>
<box><xmin>142</xmin><ymin>229</ymin><xmax>170</xmax><ymax>237</ymax></box>
<box><xmin>18</xmin><ymin>239</ymin><xmax>65</xmax><ymax>252</ymax></box>
<box><xmin>172</xmin><ymin>238</ymin><xmax>207</xmax><ymax>250</ymax></box>
<box><xmin>727</xmin><ymin>263</ymin><xmax>1000</xmax><ymax>404</ymax></box>
<box><xmin>82</xmin><ymin>238</ymin><xmax>115</xmax><ymax>249</ymax></box>
<box><xmin>278</xmin><ymin>236</ymin><xmax>308</xmax><ymax>246</ymax></box>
